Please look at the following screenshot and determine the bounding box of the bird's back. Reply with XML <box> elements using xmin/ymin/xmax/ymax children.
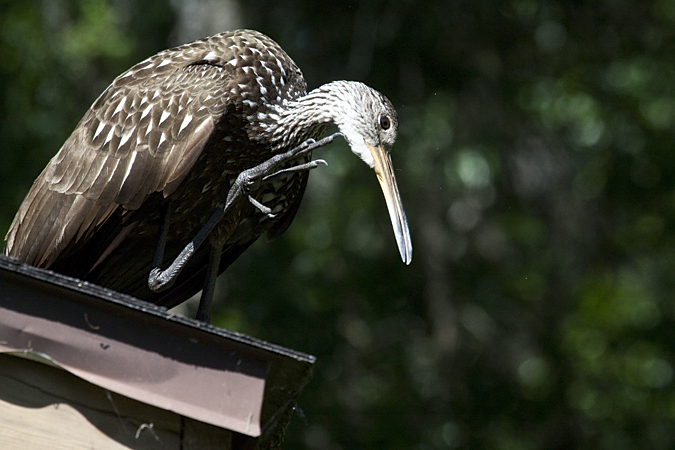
<box><xmin>5</xmin><ymin>30</ymin><xmax>316</xmax><ymax>307</ymax></box>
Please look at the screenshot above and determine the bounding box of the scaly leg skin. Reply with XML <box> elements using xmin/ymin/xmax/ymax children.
<box><xmin>147</xmin><ymin>132</ymin><xmax>343</xmax><ymax>320</ymax></box>
<box><xmin>195</xmin><ymin>241</ymin><xmax>222</xmax><ymax>323</ymax></box>
<box><xmin>151</xmin><ymin>203</ymin><xmax>171</xmax><ymax>275</ymax></box>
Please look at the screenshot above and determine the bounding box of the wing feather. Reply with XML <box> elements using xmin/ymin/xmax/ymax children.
<box><xmin>70</xmin><ymin>151</ymin><xmax>111</xmax><ymax>194</ymax></box>
<box><xmin>75</xmin><ymin>202</ymin><xmax>111</xmax><ymax>242</ymax></box>
<box><xmin>39</xmin><ymin>195</ymin><xmax>91</xmax><ymax>267</ymax></box>
<box><xmin>116</xmin><ymin>150</ymin><xmax>152</xmax><ymax>205</ymax></box>
<box><xmin>5</xmin><ymin>38</ymin><xmax>235</xmax><ymax>268</ymax></box>
<box><xmin>126</xmin><ymin>145</ymin><xmax>162</xmax><ymax>209</ymax></box>
<box><xmin>23</xmin><ymin>190</ymin><xmax>72</xmax><ymax>264</ymax></box>
<box><xmin>163</xmin><ymin>117</ymin><xmax>214</xmax><ymax>196</ymax></box>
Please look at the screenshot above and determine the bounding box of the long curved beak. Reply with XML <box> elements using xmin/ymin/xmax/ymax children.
<box><xmin>368</xmin><ymin>143</ymin><xmax>413</xmax><ymax>265</ymax></box>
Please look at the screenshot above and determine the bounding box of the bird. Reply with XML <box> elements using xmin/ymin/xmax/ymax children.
<box><xmin>4</xmin><ymin>29</ymin><xmax>412</xmax><ymax>320</ymax></box>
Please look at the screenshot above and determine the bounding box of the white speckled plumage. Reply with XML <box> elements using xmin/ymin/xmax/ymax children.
<box><xmin>4</xmin><ymin>29</ymin><xmax>411</xmax><ymax>307</ymax></box>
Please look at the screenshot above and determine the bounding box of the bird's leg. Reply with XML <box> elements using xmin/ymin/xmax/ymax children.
<box><xmin>147</xmin><ymin>132</ymin><xmax>345</xmax><ymax>311</ymax></box>
<box><xmin>248</xmin><ymin>196</ymin><xmax>275</xmax><ymax>218</ymax></box>
<box><xmin>246</xmin><ymin>158</ymin><xmax>327</xmax><ymax>219</ymax></box>
<box><xmin>147</xmin><ymin>199</ymin><xmax>226</xmax><ymax>293</ymax></box>
<box><xmin>254</xmin><ymin>132</ymin><xmax>343</xmax><ymax>182</ymax></box>
<box><xmin>151</xmin><ymin>203</ymin><xmax>171</xmax><ymax>272</ymax></box>
<box><xmin>145</xmin><ymin>155</ymin><xmax>313</xmax><ymax>294</ymax></box>
<box><xmin>235</xmin><ymin>133</ymin><xmax>341</xmax><ymax>217</ymax></box>
<box><xmin>195</xmin><ymin>240</ymin><xmax>222</xmax><ymax>323</ymax></box>
<box><xmin>148</xmin><ymin>204</ymin><xmax>177</xmax><ymax>292</ymax></box>
<box><xmin>240</xmin><ymin>132</ymin><xmax>342</xmax><ymax>215</ymax></box>
<box><xmin>262</xmin><ymin>159</ymin><xmax>327</xmax><ymax>182</ymax></box>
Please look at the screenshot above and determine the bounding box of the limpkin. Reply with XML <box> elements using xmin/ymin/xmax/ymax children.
<box><xmin>4</xmin><ymin>29</ymin><xmax>412</xmax><ymax>321</ymax></box>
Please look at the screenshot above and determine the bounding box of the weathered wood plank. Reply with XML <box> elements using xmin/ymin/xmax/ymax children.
<box><xmin>0</xmin><ymin>254</ymin><xmax>314</xmax><ymax>449</ymax></box>
<box><xmin>0</xmin><ymin>353</ymin><xmax>188</xmax><ymax>449</ymax></box>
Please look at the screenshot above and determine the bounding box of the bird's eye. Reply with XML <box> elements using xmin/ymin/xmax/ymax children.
<box><xmin>379</xmin><ymin>115</ymin><xmax>391</xmax><ymax>130</ymax></box>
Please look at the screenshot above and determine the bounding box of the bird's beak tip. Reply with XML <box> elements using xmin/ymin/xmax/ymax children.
<box><xmin>367</xmin><ymin>143</ymin><xmax>413</xmax><ymax>266</ymax></box>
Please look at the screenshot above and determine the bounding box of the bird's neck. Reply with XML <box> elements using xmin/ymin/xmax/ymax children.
<box><xmin>263</xmin><ymin>81</ymin><xmax>352</xmax><ymax>150</ymax></box>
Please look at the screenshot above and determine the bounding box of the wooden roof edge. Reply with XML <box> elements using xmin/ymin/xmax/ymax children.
<box><xmin>0</xmin><ymin>254</ymin><xmax>315</xmax><ymax>364</ymax></box>
<box><xmin>0</xmin><ymin>253</ymin><xmax>316</xmax><ymax>439</ymax></box>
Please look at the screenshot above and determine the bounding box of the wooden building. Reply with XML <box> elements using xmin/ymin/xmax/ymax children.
<box><xmin>0</xmin><ymin>254</ymin><xmax>315</xmax><ymax>449</ymax></box>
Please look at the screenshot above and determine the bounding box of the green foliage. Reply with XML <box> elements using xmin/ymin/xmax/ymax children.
<box><xmin>2</xmin><ymin>1</ymin><xmax>675</xmax><ymax>449</ymax></box>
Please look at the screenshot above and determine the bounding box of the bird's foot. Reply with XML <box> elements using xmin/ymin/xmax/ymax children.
<box><xmin>148</xmin><ymin>241</ymin><xmax>195</xmax><ymax>292</ymax></box>
<box><xmin>246</xmin><ymin>159</ymin><xmax>327</xmax><ymax>218</ymax></box>
<box><xmin>237</xmin><ymin>132</ymin><xmax>342</xmax><ymax>184</ymax></box>
<box><xmin>146</xmin><ymin>133</ymin><xmax>345</xmax><ymax>297</ymax></box>
<box><xmin>248</xmin><ymin>196</ymin><xmax>275</xmax><ymax>218</ymax></box>
<box><xmin>262</xmin><ymin>159</ymin><xmax>327</xmax><ymax>182</ymax></box>
<box><xmin>232</xmin><ymin>132</ymin><xmax>343</xmax><ymax>216</ymax></box>
<box><xmin>283</xmin><ymin>132</ymin><xmax>344</xmax><ymax>160</ymax></box>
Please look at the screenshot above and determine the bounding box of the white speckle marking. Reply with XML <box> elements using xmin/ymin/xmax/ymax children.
<box><xmin>178</xmin><ymin>114</ymin><xmax>192</xmax><ymax>134</ymax></box>
<box><xmin>104</xmin><ymin>157</ymin><xmax>122</xmax><ymax>184</ymax></box>
<box><xmin>159</xmin><ymin>110</ymin><xmax>171</xmax><ymax>126</ymax></box>
<box><xmin>203</xmin><ymin>51</ymin><xmax>218</xmax><ymax>61</ymax></box>
<box><xmin>135</xmin><ymin>60</ymin><xmax>153</xmax><ymax>70</ymax></box>
<box><xmin>104</xmin><ymin>127</ymin><xmax>116</xmax><ymax>145</ymax></box>
<box><xmin>119</xmin><ymin>129</ymin><xmax>133</xmax><ymax>148</ymax></box>
<box><xmin>112</xmin><ymin>99</ymin><xmax>125</xmax><ymax>117</ymax></box>
<box><xmin>120</xmin><ymin>150</ymin><xmax>138</xmax><ymax>187</ymax></box>
<box><xmin>141</xmin><ymin>105</ymin><xmax>152</xmax><ymax>120</ymax></box>
<box><xmin>158</xmin><ymin>132</ymin><xmax>167</xmax><ymax>148</ymax></box>
<box><xmin>93</xmin><ymin>121</ymin><xmax>106</xmax><ymax>140</ymax></box>
<box><xmin>116</xmin><ymin>72</ymin><xmax>131</xmax><ymax>83</ymax></box>
<box><xmin>273</xmin><ymin>56</ymin><xmax>286</xmax><ymax>77</ymax></box>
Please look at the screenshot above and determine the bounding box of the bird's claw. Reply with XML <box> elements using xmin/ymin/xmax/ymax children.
<box><xmin>245</xmin><ymin>157</ymin><xmax>327</xmax><ymax>218</ymax></box>
<box><xmin>148</xmin><ymin>265</ymin><xmax>176</xmax><ymax>292</ymax></box>
<box><xmin>146</xmin><ymin>132</ymin><xmax>344</xmax><ymax>301</ymax></box>
<box><xmin>262</xmin><ymin>159</ymin><xmax>327</xmax><ymax>181</ymax></box>
<box><xmin>245</xmin><ymin>177</ymin><xmax>261</xmax><ymax>192</ymax></box>
<box><xmin>248</xmin><ymin>196</ymin><xmax>276</xmax><ymax>218</ymax></box>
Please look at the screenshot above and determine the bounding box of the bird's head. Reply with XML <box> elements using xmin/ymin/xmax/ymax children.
<box><xmin>278</xmin><ymin>80</ymin><xmax>412</xmax><ymax>264</ymax></box>
<box><xmin>323</xmin><ymin>81</ymin><xmax>412</xmax><ymax>265</ymax></box>
<box><xmin>328</xmin><ymin>82</ymin><xmax>399</xmax><ymax>168</ymax></box>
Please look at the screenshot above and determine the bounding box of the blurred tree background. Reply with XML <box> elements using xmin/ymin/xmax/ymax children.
<box><xmin>2</xmin><ymin>0</ymin><xmax>675</xmax><ymax>448</ymax></box>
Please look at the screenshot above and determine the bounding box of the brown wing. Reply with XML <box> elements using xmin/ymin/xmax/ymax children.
<box><xmin>3</xmin><ymin>35</ymin><xmax>242</xmax><ymax>268</ymax></box>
